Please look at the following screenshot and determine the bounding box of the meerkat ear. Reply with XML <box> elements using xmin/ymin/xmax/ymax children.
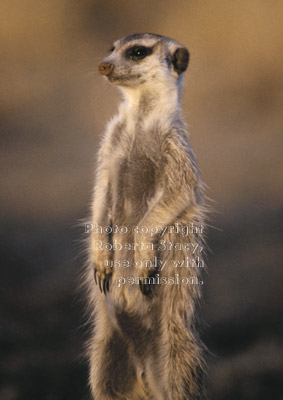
<box><xmin>172</xmin><ymin>47</ymin><xmax>190</xmax><ymax>75</ymax></box>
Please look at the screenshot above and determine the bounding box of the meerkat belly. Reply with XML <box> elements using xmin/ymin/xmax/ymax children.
<box><xmin>111</xmin><ymin>153</ymin><xmax>158</xmax><ymax>225</ymax></box>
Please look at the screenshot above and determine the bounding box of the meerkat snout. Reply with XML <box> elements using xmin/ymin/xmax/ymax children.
<box><xmin>98</xmin><ymin>62</ymin><xmax>114</xmax><ymax>76</ymax></box>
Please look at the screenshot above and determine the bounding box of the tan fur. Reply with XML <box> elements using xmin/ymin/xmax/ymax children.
<box><xmin>85</xmin><ymin>33</ymin><xmax>207</xmax><ymax>399</ymax></box>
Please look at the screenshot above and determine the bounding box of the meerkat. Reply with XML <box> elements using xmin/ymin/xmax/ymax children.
<box><xmin>85</xmin><ymin>33</ymin><xmax>207</xmax><ymax>400</ymax></box>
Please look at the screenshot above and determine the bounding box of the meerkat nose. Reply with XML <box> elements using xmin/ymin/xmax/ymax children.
<box><xmin>98</xmin><ymin>62</ymin><xmax>114</xmax><ymax>76</ymax></box>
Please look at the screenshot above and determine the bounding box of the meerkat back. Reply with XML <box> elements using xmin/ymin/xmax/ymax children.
<box><xmin>86</xmin><ymin>33</ymin><xmax>206</xmax><ymax>400</ymax></box>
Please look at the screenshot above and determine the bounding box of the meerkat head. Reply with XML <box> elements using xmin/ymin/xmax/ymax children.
<box><xmin>98</xmin><ymin>33</ymin><xmax>189</xmax><ymax>91</ymax></box>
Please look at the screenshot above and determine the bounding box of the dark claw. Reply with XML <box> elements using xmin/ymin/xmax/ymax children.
<box><xmin>94</xmin><ymin>269</ymin><xmax>97</xmax><ymax>284</ymax></box>
<box><xmin>103</xmin><ymin>279</ymin><xmax>107</xmax><ymax>295</ymax></box>
<box><xmin>104</xmin><ymin>274</ymin><xmax>111</xmax><ymax>294</ymax></box>
<box><xmin>98</xmin><ymin>278</ymin><xmax>102</xmax><ymax>293</ymax></box>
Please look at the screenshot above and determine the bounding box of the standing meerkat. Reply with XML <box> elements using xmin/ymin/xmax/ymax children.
<box><xmin>86</xmin><ymin>33</ymin><xmax>207</xmax><ymax>400</ymax></box>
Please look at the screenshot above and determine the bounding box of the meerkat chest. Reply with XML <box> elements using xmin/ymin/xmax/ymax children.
<box><xmin>108</xmin><ymin>122</ymin><xmax>163</xmax><ymax>216</ymax></box>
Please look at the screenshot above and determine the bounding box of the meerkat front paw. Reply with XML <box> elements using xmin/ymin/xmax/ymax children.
<box><xmin>135</xmin><ymin>247</ymin><xmax>157</xmax><ymax>297</ymax></box>
<box><xmin>138</xmin><ymin>269</ymin><xmax>158</xmax><ymax>297</ymax></box>
<box><xmin>91</xmin><ymin>232</ymin><xmax>113</xmax><ymax>294</ymax></box>
<box><xmin>93</xmin><ymin>264</ymin><xmax>112</xmax><ymax>294</ymax></box>
<box><xmin>92</xmin><ymin>251</ymin><xmax>112</xmax><ymax>294</ymax></box>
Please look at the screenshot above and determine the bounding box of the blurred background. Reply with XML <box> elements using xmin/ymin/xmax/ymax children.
<box><xmin>1</xmin><ymin>0</ymin><xmax>283</xmax><ymax>399</ymax></box>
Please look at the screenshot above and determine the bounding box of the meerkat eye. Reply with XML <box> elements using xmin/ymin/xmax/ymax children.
<box><xmin>125</xmin><ymin>46</ymin><xmax>152</xmax><ymax>61</ymax></box>
<box><xmin>109</xmin><ymin>46</ymin><xmax>115</xmax><ymax>53</ymax></box>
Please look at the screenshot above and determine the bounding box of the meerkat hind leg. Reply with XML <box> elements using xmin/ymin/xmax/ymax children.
<box><xmin>90</xmin><ymin>326</ymin><xmax>151</xmax><ymax>400</ymax></box>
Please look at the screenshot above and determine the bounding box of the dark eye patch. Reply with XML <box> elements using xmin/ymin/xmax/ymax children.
<box><xmin>109</xmin><ymin>46</ymin><xmax>115</xmax><ymax>53</ymax></box>
<box><xmin>125</xmin><ymin>46</ymin><xmax>152</xmax><ymax>61</ymax></box>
